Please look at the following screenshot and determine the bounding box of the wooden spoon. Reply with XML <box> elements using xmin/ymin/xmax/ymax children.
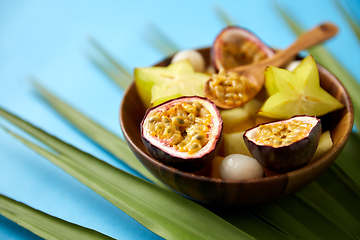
<box><xmin>204</xmin><ymin>22</ymin><xmax>338</xmax><ymax>109</ymax></box>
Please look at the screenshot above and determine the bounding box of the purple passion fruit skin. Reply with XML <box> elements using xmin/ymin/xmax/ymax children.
<box><xmin>243</xmin><ymin>116</ymin><xmax>322</xmax><ymax>173</ymax></box>
<box><xmin>141</xmin><ymin>96</ymin><xmax>223</xmax><ymax>172</ymax></box>
<box><xmin>212</xmin><ymin>26</ymin><xmax>275</xmax><ymax>71</ymax></box>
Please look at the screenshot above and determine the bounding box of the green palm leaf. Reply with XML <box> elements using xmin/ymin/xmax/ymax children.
<box><xmin>297</xmin><ymin>180</ymin><xmax>360</xmax><ymax>236</ymax></box>
<box><xmin>213</xmin><ymin>209</ymin><xmax>294</xmax><ymax>240</ymax></box>
<box><xmin>334</xmin><ymin>132</ymin><xmax>360</xmax><ymax>188</ymax></box>
<box><xmin>213</xmin><ymin>6</ymin><xmax>236</xmax><ymax>26</ymax></box>
<box><xmin>315</xmin><ymin>164</ymin><xmax>360</xmax><ymax>222</ymax></box>
<box><xmin>87</xmin><ymin>37</ymin><xmax>133</xmax><ymax>90</ymax></box>
<box><xmin>33</xmin><ymin>81</ymin><xmax>163</xmax><ymax>187</ymax></box>
<box><xmin>143</xmin><ymin>23</ymin><xmax>180</xmax><ymax>56</ymax></box>
<box><xmin>336</xmin><ymin>0</ymin><xmax>360</xmax><ymax>41</ymax></box>
<box><xmin>0</xmin><ymin>193</ymin><xmax>115</xmax><ymax>240</ymax></box>
<box><xmin>250</xmin><ymin>204</ymin><xmax>320</xmax><ymax>239</ymax></box>
<box><xmin>0</xmin><ymin>108</ymin><xmax>254</xmax><ymax>240</ymax></box>
<box><xmin>273</xmin><ymin>195</ymin><xmax>356</xmax><ymax>239</ymax></box>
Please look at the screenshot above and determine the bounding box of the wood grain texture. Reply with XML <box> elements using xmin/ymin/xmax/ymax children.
<box><xmin>119</xmin><ymin>48</ymin><xmax>354</xmax><ymax>207</ymax></box>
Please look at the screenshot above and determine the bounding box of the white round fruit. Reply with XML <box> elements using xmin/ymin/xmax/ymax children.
<box><xmin>286</xmin><ymin>60</ymin><xmax>301</xmax><ymax>72</ymax></box>
<box><xmin>171</xmin><ymin>49</ymin><xmax>205</xmax><ymax>72</ymax></box>
<box><xmin>219</xmin><ymin>154</ymin><xmax>264</xmax><ymax>180</ymax></box>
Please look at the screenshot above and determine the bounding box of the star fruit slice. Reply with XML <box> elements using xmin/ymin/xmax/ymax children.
<box><xmin>258</xmin><ymin>55</ymin><xmax>344</xmax><ymax>119</ymax></box>
<box><xmin>135</xmin><ymin>60</ymin><xmax>193</xmax><ymax>108</ymax></box>
<box><xmin>135</xmin><ymin>60</ymin><xmax>210</xmax><ymax>108</ymax></box>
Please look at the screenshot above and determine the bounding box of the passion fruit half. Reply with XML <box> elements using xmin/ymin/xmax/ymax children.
<box><xmin>243</xmin><ymin>115</ymin><xmax>321</xmax><ymax>173</ymax></box>
<box><xmin>141</xmin><ymin>96</ymin><xmax>223</xmax><ymax>172</ymax></box>
<box><xmin>212</xmin><ymin>26</ymin><xmax>275</xmax><ymax>70</ymax></box>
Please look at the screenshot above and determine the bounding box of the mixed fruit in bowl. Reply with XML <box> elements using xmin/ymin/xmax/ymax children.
<box><xmin>133</xmin><ymin>26</ymin><xmax>345</xmax><ymax>182</ymax></box>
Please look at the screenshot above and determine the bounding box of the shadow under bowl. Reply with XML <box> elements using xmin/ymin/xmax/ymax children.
<box><xmin>119</xmin><ymin>48</ymin><xmax>354</xmax><ymax>207</ymax></box>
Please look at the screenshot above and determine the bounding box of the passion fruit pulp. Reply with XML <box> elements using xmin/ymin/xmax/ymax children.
<box><xmin>141</xmin><ymin>96</ymin><xmax>223</xmax><ymax>172</ymax></box>
<box><xmin>204</xmin><ymin>68</ymin><xmax>257</xmax><ymax>109</ymax></box>
<box><xmin>212</xmin><ymin>26</ymin><xmax>275</xmax><ymax>70</ymax></box>
<box><xmin>243</xmin><ymin>115</ymin><xmax>321</xmax><ymax>173</ymax></box>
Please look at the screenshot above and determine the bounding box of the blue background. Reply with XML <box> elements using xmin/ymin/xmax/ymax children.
<box><xmin>1</xmin><ymin>0</ymin><xmax>360</xmax><ymax>239</ymax></box>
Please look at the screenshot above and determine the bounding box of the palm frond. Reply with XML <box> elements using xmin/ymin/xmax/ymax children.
<box><xmin>143</xmin><ymin>23</ymin><xmax>180</xmax><ymax>56</ymax></box>
<box><xmin>0</xmin><ymin>192</ymin><xmax>115</xmax><ymax>240</ymax></box>
<box><xmin>87</xmin><ymin>37</ymin><xmax>133</xmax><ymax>89</ymax></box>
<box><xmin>213</xmin><ymin>6</ymin><xmax>237</xmax><ymax>26</ymax></box>
<box><xmin>0</xmin><ymin>108</ymin><xmax>254</xmax><ymax>240</ymax></box>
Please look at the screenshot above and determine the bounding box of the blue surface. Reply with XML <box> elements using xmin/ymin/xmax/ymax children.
<box><xmin>0</xmin><ymin>0</ymin><xmax>360</xmax><ymax>239</ymax></box>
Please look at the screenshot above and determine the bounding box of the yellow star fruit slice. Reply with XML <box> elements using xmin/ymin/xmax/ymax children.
<box><xmin>135</xmin><ymin>60</ymin><xmax>193</xmax><ymax>108</ymax></box>
<box><xmin>264</xmin><ymin>65</ymin><xmax>294</xmax><ymax>96</ymax></box>
<box><xmin>258</xmin><ymin>55</ymin><xmax>344</xmax><ymax>119</ymax></box>
<box><xmin>134</xmin><ymin>60</ymin><xmax>210</xmax><ymax>108</ymax></box>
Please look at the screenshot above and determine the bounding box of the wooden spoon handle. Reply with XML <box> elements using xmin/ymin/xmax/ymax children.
<box><xmin>266</xmin><ymin>22</ymin><xmax>338</xmax><ymax>67</ymax></box>
<box><xmin>232</xmin><ymin>22</ymin><xmax>338</xmax><ymax>73</ymax></box>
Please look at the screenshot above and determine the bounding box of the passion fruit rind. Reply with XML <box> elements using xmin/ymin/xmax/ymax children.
<box><xmin>212</xmin><ymin>26</ymin><xmax>275</xmax><ymax>71</ymax></box>
<box><xmin>243</xmin><ymin>115</ymin><xmax>322</xmax><ymax>173</ymax></box>
<box><xmin>141</xmin><ymin>96</ymin><xmax>223</xmax><ymax>172</ymax></box>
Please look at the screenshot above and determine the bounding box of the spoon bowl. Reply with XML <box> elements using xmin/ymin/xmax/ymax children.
<box><xmin>204</xmin><ymin>22</ymin><xmax>338</xmax><ymax>108</ymax></box>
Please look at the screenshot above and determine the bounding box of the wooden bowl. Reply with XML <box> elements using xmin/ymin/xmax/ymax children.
<box><xmin>119</xmin><ymin>48</ymin><xmax>354</xmax><ymax>207</ymax></box>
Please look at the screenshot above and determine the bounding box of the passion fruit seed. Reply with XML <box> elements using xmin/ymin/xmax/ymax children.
<box><xmin>146</xmin><ymin>101</ymin><xmax>212</xmax><ymax>155</ymax></box>
<box><xmin>254</xmin><ymin>119</ymin><xmax>312</xmax><ymax>147</ymax></box>
<box><xmin>220</xmin><ymin>40</ymin><xmax>267</xmax><ymax>69</ymax></box>
<box><xmin>208</xmin><ymin>68</ymin><xmax>255</xmax><ymax>107</ymax></box>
